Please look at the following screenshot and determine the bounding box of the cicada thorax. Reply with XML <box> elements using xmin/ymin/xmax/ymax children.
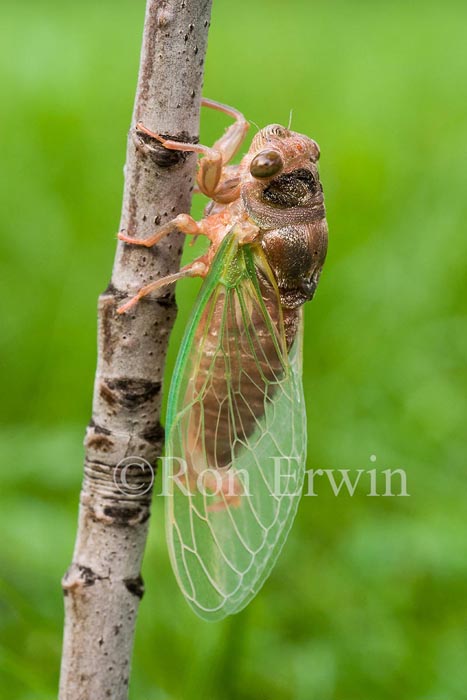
<box><xmin>241</xmin><ymin>127</ymin><xmax>328</xmax><ymax>311</ymax></box>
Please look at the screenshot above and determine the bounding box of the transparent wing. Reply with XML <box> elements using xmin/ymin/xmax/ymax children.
<box><xmin>164</xmin><ymin>233</ymin><xmax>307</xmax><ymax>620</ymax></box>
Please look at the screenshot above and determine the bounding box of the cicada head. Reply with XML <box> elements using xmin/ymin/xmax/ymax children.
<box><xmin>241</xmin><ymin>124</ymin><xmax>324</xmax><ymax>229</ymax></box>
<box><xmin>250</xmin><ymin>124</ymin><xmax>320</xmax><ymax>163</ymax></box>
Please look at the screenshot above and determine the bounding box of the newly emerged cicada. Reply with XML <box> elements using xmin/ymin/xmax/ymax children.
<box><xmin>118</xmin><ymin>99</ymin><xmax>328</xmax><ymax>620</ymax></box>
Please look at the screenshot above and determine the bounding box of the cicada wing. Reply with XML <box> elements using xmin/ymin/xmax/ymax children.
<box><xmin>165</xmin><ymin>233</ymin><xmax>307</xmax><ymax>620</ymax></box>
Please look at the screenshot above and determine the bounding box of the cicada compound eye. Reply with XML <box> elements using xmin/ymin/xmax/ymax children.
<box><xmin>310</xmin><ymin>139</ymin><xmax>321</xmax><ymax>162</ymax></box>
<box><xmin>250</xmin><ymin>150</ymin><xmax>283</xmax><ymax>179</ymax></box>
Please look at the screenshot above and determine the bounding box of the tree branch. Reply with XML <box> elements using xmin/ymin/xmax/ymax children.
<box><xmin>59</xmin><ymin>1</ymin><xmax>212</xmax><ymax>697</ymax></box>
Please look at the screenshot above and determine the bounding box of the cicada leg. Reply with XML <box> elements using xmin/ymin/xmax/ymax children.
<box><xmin>134</xmin><ymin>121</ymin><xmax>223</xmax><ymax>198</ymax></box>
<box><xmin>207</xmin><ymin>492</ymin><xmax>241</xmax><ymax>512</ymax></box>
<box><xmin>205</xmin><ymin>469</ymin><xmax>243</xmax><ymax>512</ymax></box>
<box><xmin>134</xmin><ymin>98</ymin><xmax>249</xmax><ymax>200</ymax></box>
<box><xmin>201</xmin><ymin>97</ymin><xmax>249</xmax><ymax>167</ymax></box>
<box><xmin>117</xmin><ymin>212</ymin><xmax>215</xmax><ymax>313</ymax></box>
<box><xmin>117</xmin><ymin>258</ymin><xmax>208</xmax><ymax>314</ymax></box>
<box><xmin>118</xmin><ymin>213</ymin><xmax>200</xmax><ymax>247</ymax></box>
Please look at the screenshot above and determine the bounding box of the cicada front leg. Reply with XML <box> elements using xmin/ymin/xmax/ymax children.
<box><xmin>135</xmin><ymin>98</ymin><xmax>249</xmax><ymax>201</ymax></box>
<box><xmin>199</xmin><ymin>98</ymin><xmax>249</xmax><ymax>191</ymax></box>
<box><xmin>135</xmin><ymin>121</ymin><xmax>222</xmax><ymax>197</ymax></box>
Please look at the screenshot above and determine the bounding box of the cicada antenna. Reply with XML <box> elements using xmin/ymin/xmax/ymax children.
<box><xmin>287</xmin><ymin>109</ymin><xmax>293</xmax><ymax>130</ymax></box>
<box><xmin>248</xmin><ymin>118</ymin><xmax>261</xmax><ymax>134</ymax></box>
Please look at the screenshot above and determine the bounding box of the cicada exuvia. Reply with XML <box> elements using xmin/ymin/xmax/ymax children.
<box><xmin>118</xmin><ymin>99</ymin><xmax>328</xmax><ymax>620</ymax></box>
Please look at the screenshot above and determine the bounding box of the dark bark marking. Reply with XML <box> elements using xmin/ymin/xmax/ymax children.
<box><xmin>103</xmin><ymin>281</ymin><xmax>126</xmax><ymax>301</ymax></box>
<box><xmin>155</xmin><ymin>290</ymin><xmax>176</xmax><ymax>308</ymax></box>
<box><xmin>102</xmin><ymin>505</ymin><xmax>146</xmax><ymax>524</ymax></box>
<box><xmin>99</xmin><ymin>381</ymin><xmax>118</xmax><ymax>406</ymax></box>
<box><xmin>135</xmin><ymin>130</ymin><xmax>198</xmax><ymax>168</ymax></box>
<box><xmin>141</xmin><ymin>421</ymin><xmax>164</xmax><ymax>445</ymax></box>
<box><xmin>78</xmin><ymin>565</ymin><xmax>100</xmax><ymax>586</ymax></box>
<box><xmin>88</xmin><ymin>419</ymin><xmax>112</xmax><ymax>435</ymax></box>
<box><xmin>124</xmin><ymin>575</ymin><xmax>145</xmax><ymax>599</ymax></box>
<box><xmin>87</xmin><ymin>434</ymin><xmax>115</xmax><ymax>451</ymax></box>
<box><xmin>62</xmin><ymin>563</ymin><xmax>102</xmax><ymax>592</ymax></box>
<box><xmin>103</xmin><ymin>378</ymin><xmax>161</xmax><ymax>409</ymax></box>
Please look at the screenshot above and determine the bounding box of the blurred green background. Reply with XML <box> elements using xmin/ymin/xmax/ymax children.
<box><xmin>1</xmin><ymin>0</ymin><xmax>466</xmax><ymax>698</ymax></box>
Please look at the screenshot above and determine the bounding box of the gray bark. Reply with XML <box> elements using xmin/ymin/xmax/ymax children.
<box><xmin>59</xmin><ymin>1</ymin><xmax>212</xmax><ymax>697</ymax></box>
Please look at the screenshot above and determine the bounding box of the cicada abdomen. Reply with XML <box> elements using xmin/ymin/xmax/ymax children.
<box><xmin>185</xmin><ymin>255</ymin><xmax>290</xmax><ymax>476</ymax></box>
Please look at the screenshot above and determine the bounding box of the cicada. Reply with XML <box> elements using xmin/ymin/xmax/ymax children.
<box><xmin>118</xmin><ymin>99</ymin><xmax>328</xmax><ymax>620</ymax></box>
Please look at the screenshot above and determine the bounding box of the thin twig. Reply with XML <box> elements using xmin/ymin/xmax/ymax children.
<box><xmin>59</xmin><ymin>1</ymin><xmax>212</xmax><ymax>697</ymax></box>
